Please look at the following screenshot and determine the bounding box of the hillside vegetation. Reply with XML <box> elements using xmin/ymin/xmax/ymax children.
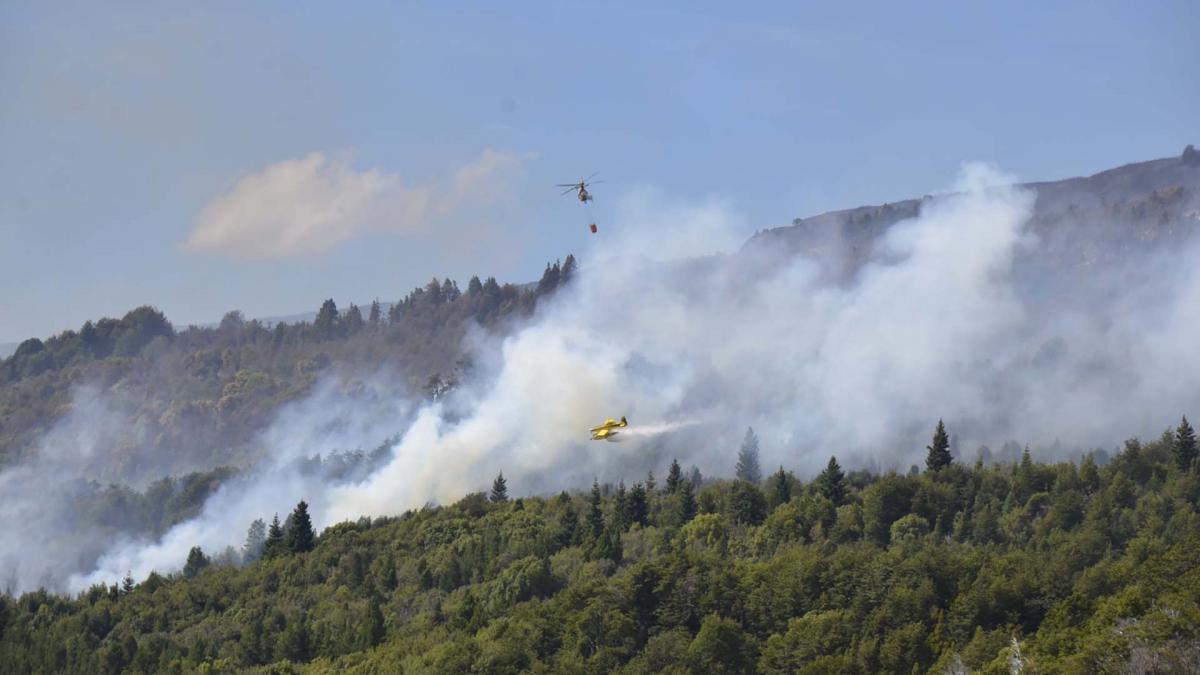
<box><xmin>1</xmin><ymin>421</ymin><xmax>1197</xmax><ymax>674</ymax></box>
<box><xmin>0</xmin><ymin>258</ymin><xmax>576</xmax><ymax>481</ymax></box>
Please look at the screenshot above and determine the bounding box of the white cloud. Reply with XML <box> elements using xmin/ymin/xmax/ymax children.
<box><xmin>184</xmin><ymin>149</ymin><xmax>529</xmax><ymax>259</ymax></box>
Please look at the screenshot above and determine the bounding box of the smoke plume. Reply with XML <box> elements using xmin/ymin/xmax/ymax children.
<box><xmin>6</xmin><ymin>161</ymin><xmax>1200</xmax><ymax>592</ymax></box>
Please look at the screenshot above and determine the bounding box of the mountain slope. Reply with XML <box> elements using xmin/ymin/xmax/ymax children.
<box><xmin>744</xmin><ymin>147</ymin><xmax>1200</xmax><ymax>284</ymax></box>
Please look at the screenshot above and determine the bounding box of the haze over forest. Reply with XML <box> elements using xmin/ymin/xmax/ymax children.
<box><xmin>1</xmin><ymin>138</ymin><xmax>1200</xmax><ymax>671</ymax></box>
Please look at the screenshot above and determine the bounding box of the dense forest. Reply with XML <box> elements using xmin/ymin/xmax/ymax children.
<box><xmin>0</xmin><ymin>257</ymin><xmax>576</xmax><ymax>481</ymax></box>
<box><xmin>1</xmin><ymin>419</ymin><xmax>1197</xmax><ymax>674</ymax></box>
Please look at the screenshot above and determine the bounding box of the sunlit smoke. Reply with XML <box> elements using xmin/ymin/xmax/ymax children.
<box><xmin>7</xmin><ymin>160</ymin><xmax>1200</xmax><ymax>593</ymax></box>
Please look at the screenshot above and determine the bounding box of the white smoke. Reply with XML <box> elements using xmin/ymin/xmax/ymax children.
<box><xmin>17</xmin><ymin>161</ymin><xmax>1200</xmax><ymax>592</ymax></box>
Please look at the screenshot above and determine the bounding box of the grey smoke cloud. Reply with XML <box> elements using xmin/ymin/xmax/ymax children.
<box><xmin>7</xmin><ymin>161</ymin><xmax>1200</xmax><ymax>592</ymax></box>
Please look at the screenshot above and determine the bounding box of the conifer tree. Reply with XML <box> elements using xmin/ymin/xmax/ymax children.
<box><xmin>677</xmin><ymin>478</ymin><xmax>698</xmax><ymax>525</ymax></box>
<box><xmin>645</xmin><ymin>470</ymin><xmax>656</xmax><ymax>492</ymax></box>
<box><xmin>361</xmin><ymin>595</ymin><xmax>385</xmax><ymax>649</ymax></box>
<box><xmin>770</xmin><ymin>466</ymin><xmax>791</xmax><ymax>507</ymax></box>
<box><xmin>286</xmin><ymin>501</ymin><xmax>315</xmax><ymax>554</ymax></box>
<box><xmin>121</xmin><ymin>573</ymin><xmax>134</xmax><ymax>594</ymax></box>
<box><xmin>558</xmin><ymin>500</ymin><xmax>581</xmax><ymax>547</ymax></box>
<box><xmin>1175</xmin><ymin>415</ymin><xmax>1197</xmax><ymax>471</ymax></box>
<box><xmin>264</xmin><ymin>514</ymin><xmax>285</xmax><ymax>559</ymax></box>
<box><xmin>342</xmin><ymin>304</ymin><xmax>365</xmax><ymax>334</ymax></box>
<box><xmin>561</xmin><ymin>254</ymin><xmax>578</xmax><ymax>283</ymax></box>
<box><xmin>587</xmin><ymin>479</ymin><xmax>605</xmax><ymax>539</ymax></box>
<box><xmin>817</xmin><ymin>456</ymin><xmax>847</xmax><ymax>506</ymax></box>
<box><xmin>490</xmin><ymin>472</ymin><xmax>509</xmax><ymax>503</ymax></box>
<box><xmin>368</xmin><ymin>299</ymin><xmax>382</xmax><ymax>326</ymax></box>
<box><xmin>314</xmin><ymin>299</ymin><xmax>339</xmax><ymax>340</ymax></box>
<box><xmin>613</xmin><ymin>482</ymin><xmax>629</xmax><ymax>530</ymax></box>
<box><xmin>925</xmin><ymin>420</ymin><xmax>953</xmax><ymax>472</ymax></box>
<box><xmin>666</xmin><ymin>458</ymin><xmax>683</xmax><ymax>494</ymax></box>
<box><xmin>736</xmin><ymin>427</ymin><xmax>762</xmax><ymax>483</ymax></box>
<box><xmin>183</xmin><ymin>546</ymin><xmax>209</xmax><ymax>579</ymax></box>
<box><xmin>628</xmin><ymin>482</ymin><xmax>650</xmax><ymax>527</ymax></box>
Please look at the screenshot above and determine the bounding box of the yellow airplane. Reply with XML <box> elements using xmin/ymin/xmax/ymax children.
<box><xmin>589</xmin><ymin>416</ymin><xmax>628</xmax><ymax>441</ymax></box>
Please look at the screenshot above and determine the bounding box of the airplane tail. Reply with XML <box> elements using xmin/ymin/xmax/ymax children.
<box><xmin>620</xmin><ymin>416</ymin><xmax>628</xmax><ymax>427</ymax></box>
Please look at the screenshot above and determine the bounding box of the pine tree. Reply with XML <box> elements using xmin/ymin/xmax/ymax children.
<box><xmin>628</xmin><ymin>483</ymin><xmax>649</xmax><ymax>527</ymax></box>
<box><xmin>561</xmin><ymin>254</ymin><xmax>578</xmax><ymax>283</ymax></box>
<box><xmin>645</xmin><ymin>470</ymin><xmax>656</xmax><ymax>492</ymax></box>
<box><xmin>285</xmin><ymin>501</ymin><xmax>315</xmax><ymax>554</ymax></box>
<box><xmin>264</xmin><ymin>514</ymin><xmax>285</xmax><ymax>559</ymax></box>
<box><xmin>361</xmin><ymin>595</ymin><xmax>385</xmax><ymax>649</ymax></box>
<box><xmin>183</xmin><ymin>546</ymin><xmax>209</xmax><ymax>579</ymax></box>
<box><xmin>243</xmin><ymin>518</ymin><xmax>267</xmax><ymax>563</ymax></box>
<box><xmin>677</xmin><ymin>478</ymin><xmax>698</xmax><ymax>525</ymax></box>
<box><xmin>817</xmin><ymin>456</ymin><xmax>847</xmax><ymax>506</ymax></box>
<box><xmin>121</xmin><ymin>573</ymin><xmax>134</xmax><ymax>594</ymax></box>
<box><xmin>613</xmin><ymin>482</ymin><xmax>629</xmax><ymax>530</ymax></box>
<box><xmin>925</xmin><ymin>419</ymin><xmax>953</xmax><ymax>472</ymax></box>
<box><xmin>587</xmin><ymin>479</ymin><xmax>605</xmax><ymax>539</ymax></box>
<box><xmin>558</xmin><ymin>500</ymin><xmax>581</xmax><ymax>547</ymax></box>
<box><xmin>490</xmin><ymin>472</ymin><xmax>509</xmax><ymax>503</ymax></box>
<box><xmin>736</xmin><ymin>427</ymin><xmax>762</xmax><ymax>483</ymax></box>
<box><xmin>314</xmin><ymin>299</ymin><xmax>339</xmax><ymax>340</ymax></box>
<box><xmin>666</xmin><ymin>459</ymin><xmax>683</xmax><ymax>494</ymax></box>
<box><xmin>1175</xmin><ymin>416</ymin><xmax>1197</xmax><ymax>471</ymax></box>
<box><xmin>368</xmin><ymin>299</ymin><xmax>382</xmax><ymax>326</ymax></box>
<box><xmin>770</xmin><ymin>466</ymin><xmax>791</xmax><ymax>507</ymax></box>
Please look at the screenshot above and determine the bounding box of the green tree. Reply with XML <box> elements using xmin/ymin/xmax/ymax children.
<box><xmin>243</xmin><ymin>518</ymin><xmax>266</xmax><ymax>563</ymax></box>
<box><xmin>925</xmin><ymin>419</ymin><xmax>953</xmax><ymax>472</ymax></box>
<box><xmin>314</xmin><ymin>299</ymin><xmax>339</xmax><ymax>340</ymax></box>
<box><xmin>183</xmin><ymin>546</ymin><xmax>209</xmax><ymax>579</ymax></box>
<box><xmin>736</xmin><ymin>427</ymin><xmax>762</xmax><ymax>483</ymax></box>
<box><xmin>688</xmin><ymin>613</ymin><xmax>755</xmax><ymax>674</ymax></box>
<box><xmin>613</xmin><ymin>482</ymin><xmax>629</xmax><ymax>530</ymax></box>
<box><xmin>342</xmin><ymin>303</ymin><xmax>365</xmax><ymax>334</ymax></box>
<box><xmin>587</xmin><ymin>479</ymin><xmax>605</xmax><ymax>539</ymax></box>
<box><xmin>817</xmin><ymin>456</ymin><xmax>847</xmax><ymax>505</ymax></box>
<box><xmin>278</xmin><ymin>614</ymin><xmax>312</xmax><ymax>663</ymax></box>
<box><xmin>490</xmin><ymin>472</ymin><xmax>509</xmax><ymax>503</ymax></box>
<box><xmin>360</xmin><ymin>595</ymin><xmax>385</xmax><ymax>649</ymax></box>
<box><xmin>728</xmin><ymin>480</ymin><xmax>767</xmax><ymax>526</ymax></box>
<box><xmin>285</xmin><ymin>501</ymin><xmax>315</xmax><ymax>554</ymax></box>
<box><xmin>368</xmin><ymin>299</ymin><xmax>382</xmax><ymax>326</ymax></box>
<box><xmin>666</xmin><ymin>458</ymin><xmax>684</xmax><ymax>494</ymax></box>
<box><xmin>677</xmin><ymin>478</ymin><xmax>698</xmax><ymax>525</ymax></box>
<box><xmin>628</xmin><ymin>482</ymin><xmax>650</xmax><ymax>527</ymax></box>
<box><xmin>769</xmin><ymin>466</ymin><xmax>791</xmax><ymax>508</ymax></box>
<box><xmin>264</xmin><ymin>513</ymin><xmax>285</xmax><ymax>559</ymax></box>
<box><xmin>558</xmin><ymin>499</ymin><xmax>581</xmax><ymax>547</ymax></box>
<box><xmin>1175</xmin><ymin>415</ymin><xmax>1197</xmax><ymax>471</ymax></box>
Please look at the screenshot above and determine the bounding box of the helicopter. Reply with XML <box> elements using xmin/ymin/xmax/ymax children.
<box><xmin>557</xmin><ymin>173</ymin><xmax>603</xmax><ymax>203</ymax></box>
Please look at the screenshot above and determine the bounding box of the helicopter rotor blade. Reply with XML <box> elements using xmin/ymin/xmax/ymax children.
<box><xmin>561</xmin><ymin>187</ymin><xmax>579</xmax><ymax>195</ymax></box>
<box><xmin>585</xmin><ymin>172</ymin><xmax>599</xmax><ymax>181</ymax></box>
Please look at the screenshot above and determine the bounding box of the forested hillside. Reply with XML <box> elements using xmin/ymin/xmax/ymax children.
<box><xmin>1</xmin><ymin>421</ymin><xmax>1197</xmax><ymax>674</ymax></box>
<box><xmin>0</xmin><ymin>257</ymin><xmax>576</xmax><ymax>481</ymax></box>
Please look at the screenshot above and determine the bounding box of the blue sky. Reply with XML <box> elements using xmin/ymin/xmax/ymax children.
<box><xmin>1</xmin><ymin>1</ymin><xmax>1196</xmax><ymax>342</ymax></box>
